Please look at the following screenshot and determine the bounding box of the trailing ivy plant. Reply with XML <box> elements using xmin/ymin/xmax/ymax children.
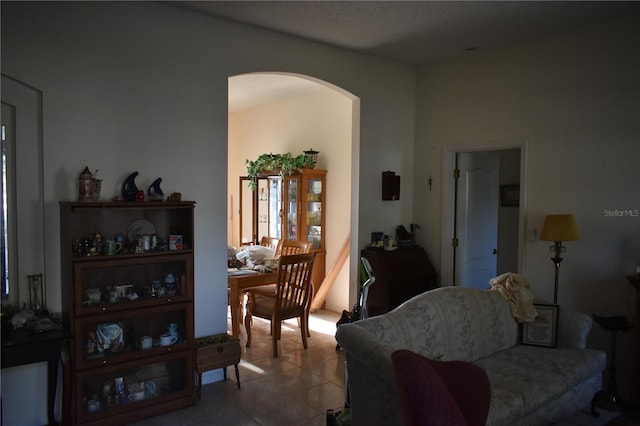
<box><xmin>245</xmin><ymin>152</ymin><xmax>315</xmax><ymax>190</ymax></box>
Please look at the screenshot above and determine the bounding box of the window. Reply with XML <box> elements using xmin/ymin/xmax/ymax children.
<box><xmin>1</xmin><ymin>75</ymin><xmax>45</xmax><ymax>308</ymax></box>
<box><xmin>1</xmin><ymin>109</ymin><xmax>17</xmax><ymax>301</ymax></box>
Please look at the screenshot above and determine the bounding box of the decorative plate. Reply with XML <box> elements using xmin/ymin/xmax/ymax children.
<box><xmin>127</xmin><ymin>219</ymin><xmax>156</xmax><ymax>242</ymax></box>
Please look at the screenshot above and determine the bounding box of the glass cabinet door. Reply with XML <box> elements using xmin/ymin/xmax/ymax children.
<box><xmin>285</xmin><ymin>176</ymin><xmax>299</xmax><ymax>240</ymax></box>
<box><xmin>257</xmin><ymin>176</ymin><xmax>283</xmax><ymax>241</ymax></box>
<box><xmin>268</xmin><ymin>177</ymin><xmax>282</xmax><ymax>239</ymax></box>
<box><xmin>76</xmin><ymin>351</ymin><xmax>193</xmax><ymax>423</ymax></box>
<box><xmin>305</xmin><ymin>177</ymin><xmax>323</xmax><ymax>249</ymax></box>
<box><xmin>256</xmin><ymin>178</ymin><xmax>269</xmax><ymax>242</ymax></box>
<box><xmin>74</xmin><ymin>255</ymin><xmax>191</xmax><ymax>316</ymax></box>
<box><xmin>76</xmin><ymin>304</ymin><xmax>190</xmax><ymax>369</ymax></box>
<box><xmin>239</xmin><ymin>176</ymin><xmax>283</xmax><ymax>245</ymax></box>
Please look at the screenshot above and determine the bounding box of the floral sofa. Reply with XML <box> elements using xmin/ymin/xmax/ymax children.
<box><xmin>335</xmin><ymin>286</ymin><xmax>606</xmax><ymax>426</ymax></box>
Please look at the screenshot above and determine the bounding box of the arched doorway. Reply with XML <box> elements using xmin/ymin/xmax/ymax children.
<box><xmin>227</xmin><ymin>72</ymin><xmax>360</xmax><ymax>312</ymax></box>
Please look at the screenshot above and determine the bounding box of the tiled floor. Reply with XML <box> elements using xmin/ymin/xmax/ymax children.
<box><xmin>131</xmin><ymin>309</ymin><xmax>620</xmax><ymax>426</ymax></box>
<box><xmin>131</xmin><ymin>309</ymin><xmax>346</xmax><ymax>426</ymax></box>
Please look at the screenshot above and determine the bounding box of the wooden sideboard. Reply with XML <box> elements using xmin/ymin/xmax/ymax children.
<box><xmin>361</xmin><ymin>246</ymin><xmax>437</xmax><ymax>317</ymax></box>
<box><xmin>625</xmin><ymin>274</ymin><xmax>640</xmax><ymax>406</ymax></box>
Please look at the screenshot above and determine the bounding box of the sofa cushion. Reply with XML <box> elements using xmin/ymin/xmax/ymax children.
<box><xmin>357</xmin><ymin>287</ymin><xmax>519</xmax><ymax>362</ymax></box>
<box><xmin>477</xmin><ymin>346</ymin><xmax>606</xmax><ymax>425</ymax></box>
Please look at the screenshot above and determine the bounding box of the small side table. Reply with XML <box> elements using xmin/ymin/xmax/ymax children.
<box><xmin>1</xmin><ymin>326</ymin><xmax>70</xmax><ymax>426</ymax></box>
<box><xmin>195</xmin><ymin>334</ymin><xmax>241</xmax><ymax>399</ymax></box>
<box><xmin>591</xmin><ymin>314</ymin><xmax>633</xmax><ymax>416</ymax></box>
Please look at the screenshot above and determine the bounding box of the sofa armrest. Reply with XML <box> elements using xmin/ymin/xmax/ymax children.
<box><xmin>335</xmin><ymin>322</ymin><xmax>396</xmax><ymax>384</ymax></box>
<box><xmin>335</xmin><ymin>322</ymin><xmax>403</xmax><ymax>426</ymax></box>
<box><xmin>557</xmin><ymin>307</ymin><xmax>592</xmax><ymax>349</ymax></box>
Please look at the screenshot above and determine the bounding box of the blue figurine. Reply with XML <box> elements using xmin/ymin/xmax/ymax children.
<box><xmin>121</xmin><ymin>171</ymin><xmax>139</xmax><ymax>202</ymax></box>
<box><xmin>148</xmin><ymin>178</ymin><xmax>164</xmax><ymax>201</ymax></box>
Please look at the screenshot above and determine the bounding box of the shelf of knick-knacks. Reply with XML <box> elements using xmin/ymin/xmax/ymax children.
<box><xmin>60</xmin><ymin>200</ymin><xmax>196</xmax><ymax>425</ymax></box>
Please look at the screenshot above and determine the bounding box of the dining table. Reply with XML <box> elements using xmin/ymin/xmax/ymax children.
<box><xmin>227</xmin><ymin>269</ymin><xmax>278</xmax><ymax>338</ymax></box>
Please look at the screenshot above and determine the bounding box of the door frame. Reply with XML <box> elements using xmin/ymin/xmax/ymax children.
<box><xmin>441</xmin><ymin>139</ymin><xmax>529</xmax><ymax>287</ymax></box>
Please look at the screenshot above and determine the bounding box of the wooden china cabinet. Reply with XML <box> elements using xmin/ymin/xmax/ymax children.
<box><xmin>240</xmin><ymin>168</ymin><xmax>327</xmax><ymax>288</ymax></box>
<box><xmin>60</xmin><ymin>201</ymin><xmax>196</xmax><ymax>425</ymax></box>
<box><xmin>283</xmin><ymin>168</ymin><xmax>327</xmax><ymax>289</ymax></box>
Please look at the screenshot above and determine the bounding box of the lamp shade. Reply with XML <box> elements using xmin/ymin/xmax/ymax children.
<box><xmin>540</xmin><ymin>214</ymin><xmax>580</xmax><ymax>242</ymax></box>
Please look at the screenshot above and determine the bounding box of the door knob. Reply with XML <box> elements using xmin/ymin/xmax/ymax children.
<box><xmin>492</xmin><ymin>248</ymin><xmax>499</xmax><ymax>255</ymax></box>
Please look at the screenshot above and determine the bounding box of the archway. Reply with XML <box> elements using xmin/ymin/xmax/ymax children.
<box><xmin>227</xmin><ymin>72</ymin><xmax>360</xmax><ymax>312</ymax></box>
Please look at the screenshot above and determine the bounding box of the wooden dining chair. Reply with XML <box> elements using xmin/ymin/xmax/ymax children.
<box><xmin>244</xmin><ymin>253</ymin><xmax>316</xmax><ymax>357</ymax></box>
<box><xmin>247</xmin><ymin>239</ymin><xmax>313</xmax><ymax>337</ymax></box>
<box><xmin>278</xmin><ymin>239</ymin><xmax>310</xmax><ymax>255</ymax></box>
<box><xmin>280</xmin><ymin>240</ymin><xmax>312</xmax><ymax>336</ymax></box>
<box><xmin>260</xmin><ymin>236</ymin><xmax>280</xmax><ymax>253</ymax></box>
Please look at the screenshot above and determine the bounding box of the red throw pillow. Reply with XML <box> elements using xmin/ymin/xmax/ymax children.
<box><xmin>391</xmin><ymin>349</ymin><xmax>491</xmax><ymax>426</ymax></box>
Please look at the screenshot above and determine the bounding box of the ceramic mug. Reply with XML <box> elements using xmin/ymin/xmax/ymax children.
<box><xmin>86</xmin><ymin>288</ymin><xmax>101</xmax><ymax>304</ymax></box>
<box><xmin>128</xmin><ymin>390</ymin><xmax>145</xmax><ymax>401</ymax></box>
<box><xmin>127</xmin><ymin>383</ymin><xmax>145</xmax><ymax>401</ymax></box>
<box><xmin>138</xmin><ymin>335</ymin><xmax>152</xmax><ymax>350</ymax></box>
<box><xmin>159</xmin><ymin>333</ymin><xmax>177</xmax><ymax>346</ymax></box>
<box><xmin>141</xmin><ymin>235</ymin><xmax>151</xmax><ymax>251</ymax></box>
<box><xmin>114</xmin><ymin>234</ymin><xmax>125</xmax><ymax>253</ymax></box>
<box><xmin>145</xmin><ymin>380</ymin><xmax>157</xmax><ymax>397</ymax></box>
<box><xmin>103</xmin><ymin>240</ymin><xmax>116</xmax><ymax>255</ymax></box>
<box><xmin>87</xmin><ymin>399</ymin><xmax>101</xmax><ymax>413</ymax></box>
<box><xmin>167</xmin><ymin>323</ymin><xmax>178</xmax><ymax>338</ymax></box>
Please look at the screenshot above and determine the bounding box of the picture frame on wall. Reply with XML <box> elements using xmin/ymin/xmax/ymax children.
<box><xmin>521</xmin><ymin>304</ymin><xmax>559</xmax><ymax>348</ymax></box>
<box><xmin>500</xmin><ymin>184</ymin><xmax>520</xmax><ymax>207</ymax></box>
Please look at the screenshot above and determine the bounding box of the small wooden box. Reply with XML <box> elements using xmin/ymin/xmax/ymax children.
<box><xmin>195</xmin><ymin>334</ymin><xmax>241</xmax><ymax>397</ymax></box>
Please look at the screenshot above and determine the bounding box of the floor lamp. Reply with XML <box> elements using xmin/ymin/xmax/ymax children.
<box><xmin>539</xmin><ymin>214</ymin><xmax>580</xmax><ymax>304</ymax></box>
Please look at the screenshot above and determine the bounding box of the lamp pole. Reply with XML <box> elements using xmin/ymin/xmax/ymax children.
<box><xmin>550</xmin><ymin>240</ymin><xmax>564</xmax><ymax>304</ymax></box>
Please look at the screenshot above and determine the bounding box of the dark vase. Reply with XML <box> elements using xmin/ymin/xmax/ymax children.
<box><xmin>147</xmin><ymin>177</ymin><xmax>164</xmax><ymax>201</ymax></box>
<box><xmin>121</xmin><ymin>172</ymin><xmax>139</xmax><ymax>202</ymax></box>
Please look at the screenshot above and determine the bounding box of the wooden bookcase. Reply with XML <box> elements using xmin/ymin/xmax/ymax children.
<box><xmin>60</xmin><ymin>201</ymin><xmax>196</xmax><ymax>425</ymax></box>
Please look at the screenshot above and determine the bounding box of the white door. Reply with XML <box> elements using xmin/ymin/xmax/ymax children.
<box><xmin>455</xmin><ymin>152</ymin><xmax>499</xmax><ymax>289</ymax></box>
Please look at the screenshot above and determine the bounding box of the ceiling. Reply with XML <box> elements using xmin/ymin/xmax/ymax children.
<box><xmin>164</xmin><ymin>1</ymin><xmax>640</xmax><ymax>110</ymax></box>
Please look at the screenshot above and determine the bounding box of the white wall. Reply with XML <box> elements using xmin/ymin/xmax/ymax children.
<box><xmin>228</xmin><ymin>87</ymin><xmax>353</xmax><ymax>311</ymax></box>
<box><xmin>1</xmin><ymin>2</ymin><xmax>415</xmax><ymax>424</ymax></box>
<box><xmin>497</xmin><ymin>149</ymin><xmax>520</xmax><ymax>274</ymax></box>
<box><xmin>414</xmin><ymin>15</ymin><xmax>640</xmax><ymax>397</ymax></box>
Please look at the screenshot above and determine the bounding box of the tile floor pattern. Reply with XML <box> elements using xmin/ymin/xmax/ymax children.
<box><xmin>131</xmin><ymin>309</ymin><xmax>619</xmax><ymax>426</ymax></box>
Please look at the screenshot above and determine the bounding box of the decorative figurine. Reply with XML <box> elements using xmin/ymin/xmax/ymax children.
<box><xmin>92</xmin><ymin>169</ymin><xmax>102</xmax><ymax>201</ymax></box>
<box><xmin>78</xmin><ymin>166</ymin><xmax>94</xmax><ymax>202</ymax></box>
<box><xmin>147</xmin><ymin>178</ymin><xmax>164</xmax><ymax>201</ymax></box>
<box><xmin>87</xmin><ymin>331</ymin><xmax>100</xmax><ymax>354</ymax></box>
<box><xmin>167</xmin><ymin>192</ymin><xmax>182</xmax><ymax>201</ymax></box>
<box><xmin>121</xmin><ymin>171</ymin><xmax>139</xmax><ymax>202</ymax></box>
